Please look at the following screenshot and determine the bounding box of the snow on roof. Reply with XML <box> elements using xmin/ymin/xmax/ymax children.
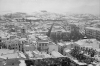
<box><xmin>41</xmin><ymin>53</ymin><xmax>51</xmax><ymax>58</ymax></box>
<box><xmin>75</xmin><ymin>39</ymin><xmax>100</xmax><ymax>49</ymax></box>
<box><xmin>37</xmin><ymin>40</ymin><xmax>49</xmax><ymax>43</ymax></box>
<box><xmin>73</xmin><ymin>59</ymin><xmax>87</xmax><ymax>65</ymax></box>
<box><xmin>19</xmin><ymin>60</ymin><xmax>26</xmax><ymax>66</ymax></box>
<box><xmin>33</xmin><ymin>51</ymin><xmax>40</xmax><ymax>55</ymax></box>
<box><xmin>26</xmin><ymin>17</ymin><xmax>39</xmax><ymax>20</ymax></box>
<box><xmin>19</xmin><ymin>52</ymin><xmax>26</xmax><ymax>58</ymax></box>
<box><xmin>0</xmin><ymin>49</ymin><xmax>14</xmax><ymax>55</ymax></box>
<box><xmin>57</xmin><ymin>43</ymin><xmax>65</xmax><ymax>46</ymax></box>
<box><xmin>32</xmin><ymin>41</ymin><xmax>36</xmax><ymax>43</ymax></box>
<box><xmin>25</xmin><ymin>45</ymin><xmax>30</xmax><ymax>47</ymax></box>
<box><xmin>51</xmin><ymin>51</ymin><xmax>64</xmax><ymax>58</ymax></box>
<box><xmin>0</xmin><ymin>56</ymin><xmax>6</xmax><ymax>59</ymax></box>
<box><xmin>20</xmin><ymin>38</ymin><xmax>27</xmax><ymax>41</ymax></box>
<box><xmin>1</xmin><ymin>53</ymin><xmax>19</xmax><ymax>59</ymax></box>
<box><xmin>26</xmin><ymin>51</ymin><xmax>33</xmax><ymax>58</ymax></box>
<box><xmin>37</xmin><ymin>35</ymin><xmax>48</xmax><ymax>40</ymax></box>
<box><xmin>65</xmin><ymin>49</ymin><xmax>71</xmax><ymax>53</ymax></box>
<box><xmin>64</xmin><ymin>42</ymin><xmax>72</xmax><ymax>45</ymax></box>
<box><xmin>96</xmin><ymin>49</ymin><xmax>100</xmax><ymax>52</ymax></box>
<box><xmin>28</xmin><ymin>30</ymin><xmax>35</xmax><ymax>33</ymax></box>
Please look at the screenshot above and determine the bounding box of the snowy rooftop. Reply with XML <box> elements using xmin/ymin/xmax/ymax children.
<box><xmin>64</xmin><ymin>42</ymin><xmax>72</xmax><ymax>45</ymax></box>
<box><xmin>75</xmin><ymin>39</ymin><xmax>100</xmax><ymax>49</ymax></box>
<box><xmin>57</xmin><ymin>42</ymin><xmax>65</xmax><ymax>46</ymax></box>
<box><xmin>0</xmin><ymin>49</ymin><xmax>14</xmax><ymax>55</ymax></box>
<box><xmin>26</xmin><ymin>51</ymin><xmax>33</xmax><ymax>58</ymax></box>
<box><xmin>64</xmin><ymin>49</ymin><xmax>71</xmax><ymax>53</ymax></box>
<box><xmin>51</xmin><ymin>51</ymin><xmax>64</xmax><ymax>58</ymax></box>
<box><xmin>73</xmin><ymin>59</ymin><xmax>87</xmax><ymax>65</ymax></box>
<box><xmin>0</xmin><ymin>49</ymin><xmax>19</xmax><ymax>59</ymax></box>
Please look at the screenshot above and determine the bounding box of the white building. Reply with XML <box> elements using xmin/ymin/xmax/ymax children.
<box><xmin>75</xmin><ymin>39</ymin><xmax>100</xmax><ymax>50</ymax></box>
<box><xmin>24</xmin><ymin>44</ymin><xmax>36</xmax><ymax>51</ymax></box>
<box><xmin>57</xmin><ymin>42</ymin><xmax>65</xmax><ymax>54</ymax></box>
<box><xmin>48</xmin><ymin>42</ymin><xmax>58</xmax><ymax>53</ymax></box>
<box><xmin>0</xmin><ymin>49</ymin><xmax>20</xmax><ymax>59</ymax></box>
<box><xmin>50</xmin><ymin>51</ymin><xmax>64</xmax><ymax>58</ymax></box>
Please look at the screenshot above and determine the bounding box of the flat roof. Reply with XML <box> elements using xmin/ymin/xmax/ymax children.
<box><xmin>37</xmin><ymin>40</ymin><xmax>49</xmax><ymax>43</ymax></box>
<box><xmin>75</xmin><ymin>39</ymin><xmax>100</xmax><ymax>49</ymax></box>
<box><xmin>0</xmin><ymin>49</ymin><xmax>14</xmax><ymax>55</ymax></box>
<box><xmin>51</xmin><ymin>51</ymin><xmax>64</xmax><ymax>58</ymax></box>
<box><xmin>2</xmin><ymin>53</ymin><xmax>19</xmax><ymax>59</ymax></box>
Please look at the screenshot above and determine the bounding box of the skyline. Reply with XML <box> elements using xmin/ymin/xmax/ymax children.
<box><xmin>0</xmin><ymin>0</ymin><xmax>100</xmax><ymax>15</ymax></box>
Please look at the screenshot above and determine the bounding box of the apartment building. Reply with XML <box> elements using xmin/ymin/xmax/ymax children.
<box><xmin>37</xmin><ymin>40</ymin><xmax>49</xmax><ymax>52</ymax></box>
<box><xmin>85</xmin><ymin>27</ymin><xmax>100</xmax><ymax>40</ymax></box>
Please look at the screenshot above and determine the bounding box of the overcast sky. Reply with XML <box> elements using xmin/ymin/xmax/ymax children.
<box><xmin>0</xmin><ymin>0</ymin><xmax>100</xmax><ymax>15</ymax></box>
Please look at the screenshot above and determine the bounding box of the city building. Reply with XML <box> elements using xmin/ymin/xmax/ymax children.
<box><xmin>57</xmin><ymin>41</ymin><xmax>79</xmax><ymax>54</ymax></box>
<box><xmin>33</xmin><ymin>51</ymin><xmax>51</xmax><ymax>59</ymax></box>
<box><xmin>57</xmin><ymin>42</ymin><xmax>65</xmax><ymax>54</ymax></box>
<box><xmin>75</xmin><ymin>39</ymin><xmax>100</xmax><ymax>55</ymax></box>
<box><xmin>37</xmin><ymin>39</ymin><xmax>49</xmax><ymax>52</ymax></box>
<box><xmin>4</xmin><ymin>38</ymin><xmax>24</xmax><ymax>52</ymax></box>
<box><xmin>48</xmin><ymin>42</ymin><xmax>58</xmax><ymax>53</ymax></box>
<box><xmin>24</xmin><ymin>44</ymin><xmax>36</xmax><ymax>51</ymax></box>
<box><xmin>0</xmin><ymin>49</ymin><xmax>20</xmax><ymax>59</ymax></box>
<box><xmin>85</xmin><ymin>27</ymin><xmax>100</xmax><ymax>40</ymax></box>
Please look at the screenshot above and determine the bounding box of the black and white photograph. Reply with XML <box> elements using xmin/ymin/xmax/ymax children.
<box><xmin>0</xmin><ymin>0</ymin><xmax>100</xmax><ymax>66</ymax></box>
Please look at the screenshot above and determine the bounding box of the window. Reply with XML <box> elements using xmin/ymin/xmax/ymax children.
<box><xmin>42</xmin><ymin>44</ymin><xmax>44</xmax><ymax>46</ymax></box>
<box><xmin>39</xmin><ymin>44</ymin><xmax>41</xmax><ymax>46</ymax></box>
<box><xmin>45</xmin><ymin>44</ymin><xmax>47</xmax><ymax>46</ymax></box>
<box><xmin>12</xmin><ymin>63</ymin><xmax>14</xmax><ymax>65</ymax></box>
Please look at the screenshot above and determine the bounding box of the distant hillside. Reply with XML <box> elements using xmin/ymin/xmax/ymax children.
<box><xmin>2</xmin><ymin>11</ymin><xmax>100</xmax><ymax>20</ymax></box>
<box><xmin>3</xmin><ymin>12</ymin><xmax>28</xmax><ymax>19</ymax></box>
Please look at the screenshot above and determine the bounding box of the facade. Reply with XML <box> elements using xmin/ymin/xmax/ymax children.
<box><xmin>85</xmin><ymin>27</ymin><xmax>100</xmax><ymax>40</ymax></box>
<box><xmin>75</xmin><ymin>39</ymin><xmax>100</xmax><ymax>52</ymax></box>
<box><xmin>57</xmin><ymin>42</ymin><xmax>77</xmax><ymax>54</ymax></box>
<box><xmin>37</xmin><ymin>40</ymin><xmax>49</xmax><ymax>52</ymax></box>
<box><xmin>24</xmin><ymin>44</ymin><xmax>36</xmax><ymax>51</ymax></box>
<box><xmin>57</xmin><ymin>42</ymin><xmax>65</xmax><ymax>54</ymax></box>
<box><xmin>4</xmin><ymin>39</ymin><xmax>24</xmax><ymax>52</ymax></box>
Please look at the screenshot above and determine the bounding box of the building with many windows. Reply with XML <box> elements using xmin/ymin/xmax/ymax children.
<box><xmin>85</xmin><ymin>27</ymin><xmax>100</xmax><ymax>40</ymax></box>
<box><xmin>37</xmin><ymin>40</ymin><xmax>49</xmax><ymax>52</ymax></box>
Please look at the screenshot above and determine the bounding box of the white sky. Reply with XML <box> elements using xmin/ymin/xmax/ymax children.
<box><xmin>0</xmin><ymin>0</ymin><xmax>100</xmax><ymax>15</ymax></box>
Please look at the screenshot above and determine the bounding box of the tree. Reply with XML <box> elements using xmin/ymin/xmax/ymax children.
<box><xmin>70</xmin><ymin>24</ymin><xmax>81</xmax><ymax>41</ymax></box>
